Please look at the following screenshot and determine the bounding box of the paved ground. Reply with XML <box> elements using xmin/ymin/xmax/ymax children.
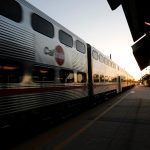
<box><xmin>60</xmin><ymin>86</ymin><xmax>150</xmax><ymax>150</ymax></box>
<box><xmin>12</xmin><ymin>86</ymin><xmax>150</xmax><ymax>150</ymax></box>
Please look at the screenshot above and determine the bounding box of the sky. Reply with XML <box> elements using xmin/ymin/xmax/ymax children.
<box><xmin>26</xmin><ymin>0</ymin><xmax>141</xmax><ymax>80</ymax></box>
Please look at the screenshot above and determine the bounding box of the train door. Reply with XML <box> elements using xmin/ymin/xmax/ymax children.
<box><xmin>117</xmin><ymin>76</ymin><xmax>122</xmax><ymax>93</ymax></box>
<box><xmin>87</xmin><ymin>44</ymin><xmax>93</xmax><ymax>98</ymax></box>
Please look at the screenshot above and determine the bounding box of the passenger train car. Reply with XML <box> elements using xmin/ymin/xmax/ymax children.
<box><xmin>0</xmin><ymin>0</ymin><xmax>134</xmax><ymax>128</ymax></box>
<box><xmin>87</xmin><ymin>45</ymin><xmax>134</xmax><ymax>98</ymax></box>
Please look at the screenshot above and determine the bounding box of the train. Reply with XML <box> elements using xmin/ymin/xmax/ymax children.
<box><xmin>0</xmin><ymin>0</ymin><xmax>134</xmax><ymax>129</ymax></box>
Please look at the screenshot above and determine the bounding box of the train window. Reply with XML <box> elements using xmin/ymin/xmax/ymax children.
<box><xmin>122</xmin><ymin>76</ymin><xmax>126</xmax><ymax>82</ymax></box>
<box><xmin>31</xmin><ymin>13</ymin><xmax>54</xmax><ymax>38</ymax></box>
<box><xmin>99</xmin><ymin>54</ymin><xmax>104</xmax><ymax>63</ymax></box>
<box><xmin>32</xmin><ymin>66</ymin><xmax>55</xmax><ymax>82</ymax></box>
<box><xmin>105</xmin><ymin>60</ymin><xmax>108</xmax><ymax>65</ymax></box>
<box><xmin>104</xmin><ymin>58</ymin><xmax>108</xmax><ymax>65</ymax></box>
<box><xmin>108</xmin><ymin>76</ymin><xmax>113</xmax><ymax>82</ymax></box>
<box><xmin>108</xmin><ymin>61</ymin><xmax>111</xmax><ymax>66</ymax></box>
<box><xmin>59</xmin><ymin>69</ymin><xmax>74</xmax><ymax>83</ymax></box>
<box><xmin>107</xmin><ymin>59</ymin><xmax>109</xmax><ymax>66</ymax></box>
<box><xmin>103</xmin><ymin>58</ymin><xmax>107</xmax><ymax>64</ymax></box>
<box><xmin>113</xmin><ymin>64</ymin><xmax>116</xmax><ymax>69</ymax></box>
<box><xmin>112</xmin><ymin>77</ymin><xmax>117</xmax><ymax>82</ymax></box>
<box><xmin>92</xmin><ymin>50</ymin><xmax>98</xmax><ymax>60</ymax></box>
<box><xmin>76</xmin><ymin>40</ymin><xmax>86</xmax><ymax>54</ymax></box>
<box><xmin>112</xmin><ymin>63</ymin><xmax>114</xmax><ymax>68</ymax></box>
<box><xmin>93</xmin><ymin>74</ymin><xmax>99</xmax><ymax>82</ymax></box>
<box><xmin>110</xmin><ymin>61</ymin><xmax>112</xmax><ymax>67</ymax></box>
<box><xmin>59</xmin><ymin>30</ymin><xmax>73</xmax><ymax>47</ymax></box>
<box><xmin>105</xmin><ymin>76</ymin><xmax>109</xmax><ymax>82</ymax></box>
<box><xmin>100</xmin><ymin>75</ymin><xmax>105</xmax><ymax>82</ymax></box>
<box><xmin>0</xmin><ymin>63</ymin><xmax>23</xmax><ymax>84</ymax></box>
<box><xmin>0</xmin><ymin>0</ymin><xmax>22</xmax><ymax>22</ymax></box>
<box><xmin>77</xmin><ymin>72</ymin><xmax>87</xmax><ymax>83</ymax></box>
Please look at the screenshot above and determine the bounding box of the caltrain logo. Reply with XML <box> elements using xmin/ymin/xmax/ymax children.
<box><xmin>55</xmin><ymin>45</ymin><xmax>64</xmax><ymax>65</ymax></box>
<box><xmin>44</xmin><ymin>47</ymin><xmax>54</xmax><ymax>56</ymax></box>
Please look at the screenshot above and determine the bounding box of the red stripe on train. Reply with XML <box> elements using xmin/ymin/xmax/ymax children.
<box><xmin>0</xmin><ymin>85</ymin><xmax>87</xmax><ymax>97</ymax></box>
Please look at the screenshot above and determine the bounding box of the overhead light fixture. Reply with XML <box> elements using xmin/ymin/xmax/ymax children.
<box><xmin>144</xmin><ymin>22</ymin><xmax>150</xmax><ymax>26</ymax></box>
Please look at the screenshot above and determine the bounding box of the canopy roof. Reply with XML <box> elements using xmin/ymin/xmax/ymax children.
<box><xmin>107</xmin><ymin>0</ymin><xmax>150</xmax><ymax>70</ymax></box>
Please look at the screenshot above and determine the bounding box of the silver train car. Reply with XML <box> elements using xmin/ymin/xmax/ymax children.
<box><xmin>87</xmin><ymin>45</ymin><xmax>134</xmax><ymax>98</ymax></box>
<box><xmin>0</xmin><ymin>0</ymin><xmax>134</xmax><ymax>128</ymax></box>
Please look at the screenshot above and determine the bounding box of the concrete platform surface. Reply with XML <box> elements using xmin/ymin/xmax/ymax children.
<box><xmin>53</xmin><ymin>86</ymin><xmax>150</xmax><ymax>150</ymax></box>
<box><xmin>12</xmin><ymin>86</ymin><xmax>150</xmax><ymax>150</ymax></box>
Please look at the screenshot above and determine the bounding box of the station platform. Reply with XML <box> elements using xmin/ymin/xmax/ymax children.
<box><xmin>12</xmin><ymin>86</ymin><xmax>150</xmax><ymax>150</ymax></box>
<box><xmin>53</xmin><ymin>86</ymin><xmax>150</xmax><ymax>150</ymax></box>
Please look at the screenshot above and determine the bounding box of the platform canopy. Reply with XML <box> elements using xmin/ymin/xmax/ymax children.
<box><xmin>107</xmin><ymin>0</ymin><xmax>150</xmax><ymax>70</ymax></box>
